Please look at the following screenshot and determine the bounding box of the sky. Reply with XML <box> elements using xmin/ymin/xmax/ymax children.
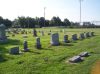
<box><xmin>0</xmin><ymin>0</ymin><xmax>100</xmax><ymax>23</ymax></box>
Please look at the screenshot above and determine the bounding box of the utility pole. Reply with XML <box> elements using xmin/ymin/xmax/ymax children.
<box><xmin>44</xmin><ymin>7</ymin><xmax>46</xmax><ymax>27</ymax></box>
<box><xmin>79</xmin><ymin>0</ymin><xmax>83</xmax><ymax>25</ymax></box>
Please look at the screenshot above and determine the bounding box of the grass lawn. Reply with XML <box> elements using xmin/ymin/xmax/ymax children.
<box><xmin>0</xmin><ymin>28</ymin><xmax>100</xmax><ymax>74</ymax></box>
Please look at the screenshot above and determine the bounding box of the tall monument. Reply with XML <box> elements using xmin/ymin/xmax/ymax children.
<box><xmin>0</xmin><ymin>24</ymin><xmax>7</xmax><ymax>42</ymax></box>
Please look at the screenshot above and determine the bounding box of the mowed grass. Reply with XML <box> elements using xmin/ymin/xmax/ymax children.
<box><xmin>0</xmin><ymin>28</ymin><xmax>100</xmax><ymax>74</ymax></box>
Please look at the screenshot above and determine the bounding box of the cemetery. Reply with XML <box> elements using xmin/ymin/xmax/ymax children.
<box><xmin>0</xmin><ymin>24</ymin><xmax>100</xmax><ymax>74</ymax></box>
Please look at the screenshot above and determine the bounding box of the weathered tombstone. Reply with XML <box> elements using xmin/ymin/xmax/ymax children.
<box><xmin>23</xmin><ymin>40</ymin><xmax>29</xmax><ymax>52</ymax></box>
<box><xmin>80</xmin><ymin>33</ymin><xmax>85</xmax><ymax>39</ymax></box>
<box><xmin>12</xmin><ymin>34</ymin><xmax>15</xmax><ymax>37</ymax></box>
<box><xmin>22</xmin><ymin>35</ymin><xmax>28</xmax><ymax>38</ymax></box>
<box><xmin>35</xmin><ymin>37</ymin><xmax>41</xmax><ymax>49</ymax></box>
<box><xmin>63</xmin><ymin>29</ymin><xmax>65</xmax><ymax>34</ymax></box>
<box><xmin>21</xmin><ymin>31</ymin><xmax>24</xmax><ymax>34</ymax></box>
<box><xmin>0</xmin><ymin>24</ymin><xmax>7</xmax><ymax>42</ymax></box>
<box><xmin>9</xmin><ymin>47</ymin><xmax>19</xmax><ymax>54</ymax></box>
<box><xmin>41</xmin><ymin>31</ymin><xmax>44</xmax><ymax>36</ymax></box>
<box><xmin>91</xmin><ymin>32</ymin><xmax>94</xmax><ymax>36</ymax></box>
<box><xmin>86</xmin><ymin>32</ymin><xmax>90</xmax><ymax>37</ymax></box>
<box><xmin>63</xmin><ymin>35</ymin><xmax>69</xmax><ymax>43</ymax></box>
<box><xmin>38</xmin><ymin>30</ymin><xmax>41</xmax><ymax>33</ymax></box>
<box><xmin>69</xmin><ymin>56</ymin><xmax>82</xmax><ymax>63</ymax></box>
<box><xmin>79</xmin><ymin>52</ymin><xmax>89</xmax><ymax>57</ymax></box>
<box><xmin>72</xmin><ymin>34</ymin><xmax>78</xmax><ymax>41</ymax></box>
<box><xmin>25</xmin><ymin>31</ymin><xmax>27</xmax><ymax>34</ymax></box>
<box><xmin>48</xmin><ymin>32</ymin><xmax>51</xmax><ymax>35</ymax></box>
<box><xmin>50</xmin><ymin>33</ymin><xmax>59</xmax><ymax>46</ymax></box>
<box><xmin>33</xmin><ymin>29</ymin><xmax>37</xmax><ymax>37</ymax></box>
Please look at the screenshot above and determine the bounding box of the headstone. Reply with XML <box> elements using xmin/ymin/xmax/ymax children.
<box><xmin>33</xmin><ymin>29</ymin><xmax>37</xmax><ymax>37</ymax></box>
<box><xmin>35</xmin><ymin>37</ymin><xmax>41</xmax><ymax>49</ymax></box>
<box><xmin>22</xmin><ymin>35</ymin><xmax>28</xmax><ymax>38</ymax></box>
<box><xmin>72</xmin><ymin>34</ymin><xmax>78</xmax><ymax>41</ymax></box>
<box><xmin>86</xmin><ymin>32</ymin><xmax>90</xmax><ymax>37</ymax></box>
<box><xmin>12</xmin><ymin>34</ymin><xmax>15</xmax><ymax>37</ymax></box>
<box><xmin>9</xmin><ymin>47</ymin><xmax>19</xmax><ymax>54</ymax></box>
<box><xmin>50</xmin><ymin>33</ymin><xmax>59</xmax><ymax>46</ymax></box>
<box><xmin>25</xmin><ymin>31</ymin><xmax>27</xmax><ymax>34</ymax></box>
<box><xmin>21</xmin><ymin>31</ymin><xmax>24</xmax><ymax>34</ymax></box>
<box><xmin>69</xmin><ymin>56</ymin><xmax>82</xmax><ymax>63</ymax></box>
<box><xmin>63</xmin><ymin>35</ymin><xmax>69</xmax><ymax>43</ymax></box>
<box><xmin>79</xmin><ymin>52</ymin><xmax>89</xmax><ymax>57</ymax></box>
<box><xmin>63</xmin><ymin>29</ymin><xmax>65</xmax><ymax>34</ymax></box>
<box><xmin>0</xmin><ymin>24</ymin><xmax>7</xmax><ymax>42</ymax></box>
<box><xmin>91</xmin><ymin>32</ymin><xmax>94</xmax><ymax>36</ymax></box>
<box><xmin>41</xmin><ymin>31</ymin><xmax>44</xmax><ymax>36</ymax></box>
<box><xmin>80</xmin><ymin>33</ymin><xmax>85</xmax><ymax>39</ymax></box>
<box><xmin>23</xmin><ymin>40</ymin><xmax>29</xmax><ymax>52</ymax></box>
<box><xmin>48</xmin><ymin>32</ymin><xmax>51</xmax><ymax>35</ymax></box>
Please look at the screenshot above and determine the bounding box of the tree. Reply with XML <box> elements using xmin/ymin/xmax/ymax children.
<box><xmin>50</xmin><ymin>16</ymin><xmax>62</xmax><ymax>26</ymax></box>
<box><xmin>39</xmin><ymin>17</ymin><xmax>45</xmax><ymax>27</ymax></box>
<box><xmin>0</xmin><ymin>16</ymin><xmax>12</xmax><ymax>28</ymax></box>
<box><xmin>63</xmin><ymin>18</ymin><xmax>71</xmax><ymax>26</ymax></box>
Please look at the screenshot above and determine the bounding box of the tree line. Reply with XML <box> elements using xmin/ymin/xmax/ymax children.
<box><xmin>0</xmin><ymin>16</ymin><xmax>99</xmax><ymax>28</ymax></box>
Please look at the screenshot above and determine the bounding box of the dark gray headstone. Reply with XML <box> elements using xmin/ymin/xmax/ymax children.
<box><xmin>64</xmin><ymin>35</ymin><xmax>69</xmax><ymax>43</ymax></box>
<box><xmin>50</xmin><ymin>33</ymin><xmax>59</xmax><ymax>46</ymax></box>
<box><xmin>35</xmin><ymin>37</ymin><xmax>41</xmax><ymax>49</ymax></box>
<box><xmin>72</xmin><ymin>34</ymin><xmax>78</xmax><ymax>41</ymax></box>
<box><xmin>9</xmin><ymin>47</ymin><xmax>19</xmax><ymax>54</ymax></box>
<box><xmin>80</xmin><ymin>33</ymin><xmax>85</xmax><ymax>39</ymax></box>
<box><xmin>33</xmin><ymin>29</ymin><xmax>37</xmax><ymax>37</ymax></box>
<box><xmin>23</xmin><ymin>40</ymin><xmax>29</xmax><ymax>52</ymax></box>
<box><xmin>86</xmin><ymin>32</ymin><xmax>90</xmax><ymax>37</ymax></box>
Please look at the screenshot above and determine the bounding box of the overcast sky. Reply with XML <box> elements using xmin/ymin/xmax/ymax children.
<box><xmin>0</xmin><ymin>0</ymin><xmax>100</xmax><ymax>22</ymax></box>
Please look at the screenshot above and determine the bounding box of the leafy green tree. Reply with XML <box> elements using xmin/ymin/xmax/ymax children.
<box><xmin>63</xmin><ymin>18</ymin><xmax>71</xmax><ymax>26</ymax></box>
<box><xmin>50</xmin><ymin>16</ymin><xmax>62</xmax><ymax>26</ymax></box>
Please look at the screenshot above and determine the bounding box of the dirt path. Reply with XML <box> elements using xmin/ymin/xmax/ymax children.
<box><xmin>91</xmin><ymin>60</ymin><xmax>100</xmax><ymax>74</ymax></box>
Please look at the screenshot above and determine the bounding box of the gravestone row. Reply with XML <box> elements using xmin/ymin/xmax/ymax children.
<box><xmin>9</xmin><ymin>31</ymin><xmax>95</xmax><ymax>55</ymax></box>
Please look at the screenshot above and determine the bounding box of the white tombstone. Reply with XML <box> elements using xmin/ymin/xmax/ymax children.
<box><xmin>41</xmin><ymin>31</ymin><xmax>44</xmax><ymax>36</ymax></box>
<box><xmin>50</xmin><ymin>33</ymin><xmax>59</xmax><ymax>46</ymax></box>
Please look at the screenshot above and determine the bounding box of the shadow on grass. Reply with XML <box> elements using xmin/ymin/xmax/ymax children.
<box><xmin>0</xmin><ymin>39</ymin><xmax>21</xmax><ymax>63</ymax></box>
<box><xmin>0</xmin><ymin>39</ymin><xmax>21</xmax><ymax>45</ymax></box>
<box><xmin>0</xmin><ymin>55</ymin><xmax>7</xmax><ymax>63</ymax></box>
<box><xmin>60</xmin><ymin>43</ymin><xmax>74</xmax><ymax>46</ymax></box>
<box><xmin>0</xmin><ymin>47</ymin><xmax>8</xmax><ymax>62</ymax></box>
